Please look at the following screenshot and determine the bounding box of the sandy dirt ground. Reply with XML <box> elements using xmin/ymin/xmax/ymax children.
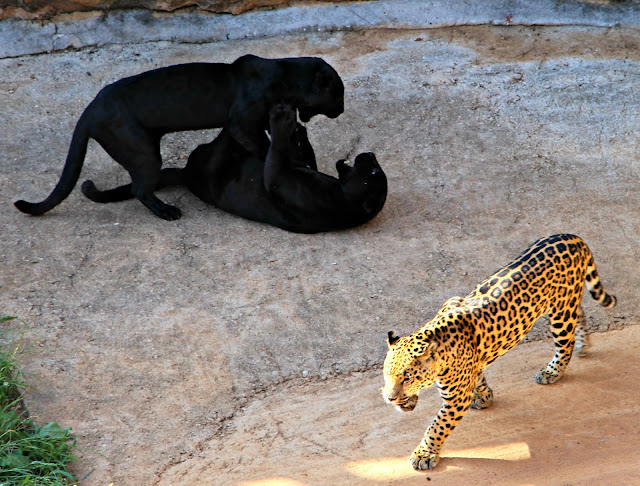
<box><xmin>161</xmin><ymin>326</ymin><xmax>640</xmax><ymax>486</ymax></box>
<box><xmin>1</xmin><ymin>24</ymin><xmax>639</xmax><ymax>485</ymax></box>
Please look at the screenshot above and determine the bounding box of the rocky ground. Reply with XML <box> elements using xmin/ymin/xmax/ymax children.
<box><xmin>0</xmin><ymin>13</ymin><xmax>638</xmax><ymax>486</ymax></box>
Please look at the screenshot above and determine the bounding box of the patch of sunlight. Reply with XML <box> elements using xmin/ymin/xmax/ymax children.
<box><xmin>442</xmin><ymin>441</ymin><xmax>531</xmax><ymax>461</ymax></box>
<box><xmin>345</xmin><ymin>456</ymin><xmax>420</xmax><ymax>480</ymax></box>
<box><xmin>345</xmin><ymin>442</ymin><xmax>530</xmax><ymax>480</ymax></box>
<box><xmin>236</xmin><ymin>478</ymin><xmax>307</xmax><ymax>486</ymax></box>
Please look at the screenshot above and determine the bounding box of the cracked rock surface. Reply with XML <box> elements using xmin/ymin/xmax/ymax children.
<box><xmin>0</xmin><ymin>20</ymin><xmax>638</xmax><ymax>486</ymax></box>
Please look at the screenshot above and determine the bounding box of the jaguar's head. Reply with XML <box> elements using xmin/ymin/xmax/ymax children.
<box><xmin>382</xmin><ymin>331</ymin><xmax>439</xmax><ymax>413</ymax></box>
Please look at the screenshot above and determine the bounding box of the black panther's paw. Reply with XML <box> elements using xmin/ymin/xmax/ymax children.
<box><xmin>141</xmin><ymin>196</ymin><xmax>182</xmax><ymax>221</ymax></box>
<box><xmin>269</xmin><ymin>104</ymin><xmax>297</xmax><ymax>139</ymax></box>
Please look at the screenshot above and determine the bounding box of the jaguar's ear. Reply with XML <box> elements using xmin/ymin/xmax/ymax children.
<box><xmin>418</xmin><ymin>342</ymin><xmax>438</xmax><ymax>362</ymax></box>
<box><xmin>387</xmin><ymin>331</ymin><xmax>401</xmax><ymax>348</ymax></box>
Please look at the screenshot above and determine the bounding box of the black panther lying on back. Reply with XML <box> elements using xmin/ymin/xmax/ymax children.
<box><xmin>82</xmin><ymin>105</ymin><xmax>388</xmax><ymax>233</ymax></box>
<box><xmin>14</xmin><ymin>55</ymin><xmax>344</xmax><ymax>221</ymax></box>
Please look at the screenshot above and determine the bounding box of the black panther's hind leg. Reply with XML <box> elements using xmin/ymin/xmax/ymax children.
<box><xmin>82</xmin><ymin>169</ymin><xmax>184</xmax><ymax>203</ymax></box>
<box><xmin>182</xmin><ymin>130</ymin><xmax>241</xmax><ymax>204</ymax></box>
<box><xmin>95</xmin><ymin>128</ymin><xmax>181</xmax><ymax>220</ymax></box>
<box><xmin>81</xmin><ymin>180</ymin><xmax>135</xmax><ymax>202</ymax></box>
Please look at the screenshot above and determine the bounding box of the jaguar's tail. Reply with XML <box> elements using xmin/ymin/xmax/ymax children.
<box><xmin>81</xmin><ymin>168</ymin><xmax>185</xmax><ymax>203</ymax></box>
<box><xmin>585</xmin><ymin>253</ymin><xmax>617</xmax><ymax>308</ymax></box>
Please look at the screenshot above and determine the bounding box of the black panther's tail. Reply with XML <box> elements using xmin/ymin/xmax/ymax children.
<box><xmin>81</xmin><ymin>168</ymin><xmax>185</xmax><ymax>203</ymax></box>
<box><xmin>14</xmin><ymin>115</ymin><xmax>90</xmax><ymax>215</ymax></box>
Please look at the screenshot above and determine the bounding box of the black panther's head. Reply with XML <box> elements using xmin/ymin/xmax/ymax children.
<box><xmin>294</xmin><ymin>59</ymin><xmax>345</xmax><ymax>122</ymax></box>
<box><xmin>336</xmin><ymin>152</ymin><xmax>387</xmax><ymax>215</ymax></box>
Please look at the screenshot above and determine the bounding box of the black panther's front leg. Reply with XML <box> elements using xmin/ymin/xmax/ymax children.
<box><xmin>289</xmin><ymin>123</ymin><xmax>316</xmax><ymax>170</ymax></box>
<box><xmin>227</xmin><ymin>98</ymin><xmax>271</xmax><ymax>159</ymax></box>
<box><xmin>263</xmin><ymin>105</ymin><xmax>298</xmax><ymax>194</ymax></box>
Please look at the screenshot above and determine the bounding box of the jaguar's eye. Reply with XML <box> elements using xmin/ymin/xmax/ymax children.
<box><xmin>402</xmin><ymin>372</ymin><xmax>412</xmax><ymax>383</ymax></box>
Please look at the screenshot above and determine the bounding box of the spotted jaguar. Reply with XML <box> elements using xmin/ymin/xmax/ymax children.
<box><xmin>382</xmin><ymin>234</ymin><xmax>616</xmax><ymax>470</ymax></box>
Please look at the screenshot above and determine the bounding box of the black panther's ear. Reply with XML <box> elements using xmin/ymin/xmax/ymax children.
<box><xmin>312</xmin><ymin>67</ymin><xmax>332</xmax><ymax>92</ymax></box>
<box><xmin>362</xmin><ymin>195</ymin><xmax>378</xmax><ymax>214</ymax></box>
<box><xmin>336</xmin><ymin>159</ymin><xmax>350</xmax><ymax>178</ymax></box>
<box><xmin>387</xmin><ymin>331</ymin><xmax>401</xmax><ymax>348</ymax></box>
<box><xmin>237</xmin><ymin>54</ymin><xmax>262</xmax><ymax>79</ymax></box>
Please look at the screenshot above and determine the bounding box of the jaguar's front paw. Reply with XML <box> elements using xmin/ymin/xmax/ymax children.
<box><xmin>471</xmin><ymin>387</ymin><xmax>493</xmax><ymax>409</ymax></box>
<box><xmin>409</xmin><ymin>448</ymin><xmax>440</xmax><ymax>470</ymax></box>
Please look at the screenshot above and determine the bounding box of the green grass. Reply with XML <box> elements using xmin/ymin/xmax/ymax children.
<box><xmin>1</xmin><ymin>316</ymin><xmax>77</xmax><ymax>486</ymax></box>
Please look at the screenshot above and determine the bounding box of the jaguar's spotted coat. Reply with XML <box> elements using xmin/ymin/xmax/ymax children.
<box><xmin>382</xmin><ymin>234</ymin><xmax>616</xmax><ymax>470</ymax></box>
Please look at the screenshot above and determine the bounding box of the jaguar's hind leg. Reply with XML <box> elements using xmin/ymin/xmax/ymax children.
<box><xmin>574</xmin><ymin>306</ymin><xmax>590</xmax><ymax>357</ymax></box>
<box><xmin>471</xmin><ymin>371</ymin><xmax>493</xmax><ymax>410</ymax></box>
<box><xmin>535</xmin><ymin>309</ymin><xmax>578</xmax><ymax>385</ymax></box>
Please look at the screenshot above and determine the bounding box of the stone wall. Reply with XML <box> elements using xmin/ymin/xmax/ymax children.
<box><xmin>2</xmin><ymin>0</ymin><xmax>638</xmax><ymax>59</ymax></box>
<box><xmin>1</xmin><ymin>0</ymin><xmax>630</xmax><ymax>21</ymax></box>
<box><xmin>0</xmin><ymin>0</ymin><xmax>353</xmax><ymax>21</ymax></box>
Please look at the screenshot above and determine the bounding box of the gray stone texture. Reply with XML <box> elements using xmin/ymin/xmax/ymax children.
<box><xmin>2</xmin><ymin>0</ymin><xmax>640</xmax><ymax>58</ymax></box>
